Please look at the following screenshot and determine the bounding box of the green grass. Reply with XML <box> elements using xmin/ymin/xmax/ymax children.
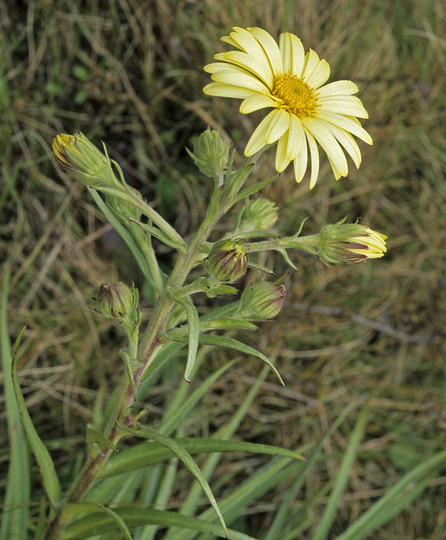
<box><xmin>1</xmin><ymin>0</ymin><xmax>445</xmax><ymax>538</ymax></box>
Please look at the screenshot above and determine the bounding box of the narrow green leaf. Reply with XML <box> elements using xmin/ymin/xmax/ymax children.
<box><xmin>335</xmin><ymin>448</ymin><xmax>446</xmax><ymax>540</ymax></box>
<box><xmin>199</xmin><ymin>319</ymin><xmax>258</xmax><ymax>331</ymax></box>
<box><xmin>129</xmin><ymin>218</ymin><xmax>186</xmax><ymax>251</ymax></box>
<box><xmin>205</xmin><ymin>185</ymin><xmax>224</xmax><ymax>222</ymax></box>
<box><xmin>163</xmin><ymin>366</ymin><xmax>271</xmax><ymax>540</ymax></box>
<box><xmin>246</xmin><ymin>260</ymin><xmax>275</xmax><ymax>274</ymax></box>
<box><xmin>169</xmin><ymin>292</ymin><xmax>200</xmax><ymax>382</ymax></box>
<box><xmin>120</xmin><ymin>424</ymin><xmax>228</xmax><ymax>538</ymax></box>
<box><xmin>11</xmin><ymin>326</ymin><xmax>62</xmax><ymax>508</ymax></box>
<box><xmin>62</xmin><ymin>503</ymin><xmax>132</xmax><ymax>540</ymax></box>
<box><xmin>205</xmin><ymin>283</ymin><xmax>239</xmax><ymax>297</ymax></box>
<box><xmin>88</xmin><ymin>188</ymin><xmax>157</xmax><ymax>288</ymax></box>
<box><xmin>230</xmin><ymin>175</ymin><xmax>277</xmax><ymax>205</ymax></box>
<box><xmin>181</xmin><ymin>457</ymin><xmax>304</xmax><ymax>540</ymax></box>
<box><xmin>0</xmin><ymin>269</ymin><xmax>30</xmax><ymax>540</ymax></box>
<box><xmin>61</xmin><ymin>506</ymin><xmax>256</xmax><ymax>540</ymax></box>
<box><xmin>160</xmin><ymin>360</ymin><xmax>237</xmax><ymax>437</ymax></box>
<box><xmin>93</xmin><ymin>186</ymin><xmax>185</xmax><ymax>249</ymax></box>
<box><xmin>224</xmin><ymin>162</ymin><xmax>254</xmax><ymax>200</ymax></box>
<box><xmin>100</xmin><ymin>437</ymin><xmax>305</xmax><ymax>479</ymax></box>
<box><xmin>197</xmin><ymin>334</ymin><xmax>284</xmax><ymax>386</ymax></box>
<box><xmin>313</xmin><ymin>402</ymin><xmax>369</xmax><ymax>540</ymax></box>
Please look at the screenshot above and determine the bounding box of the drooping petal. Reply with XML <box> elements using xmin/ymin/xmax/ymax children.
<box><xmin>318</xmin><ymin>95</ymin><xmax>370</xmax><ymax>118</ymax></box>
<box><xmin>244</xmin><ymin>111</ymin><xmax>277</xmax><ymax>156</ymax></box>
<box><xmin>324</xmin><ymin>124</ymin><xmax>362</xmax><ymax>168</ymax></box>
<box><xmin>293</xmin><ymin>143</ymin><xmax>308</xmax><ymax>183</ymax></box>
<box><xmin>304</xmin><ymin>129</ymin><xmax>320</xmax><ymax>189</ymax></box>
<box><xmin>316</xmin><ymin>110</ymin><xmax>373</xmax><ymax>144</ymax></box>
<box><xmin>286</xmin><ymin>114</ymin><xmax>306</xmax><ymax>161</ymax></box>
<box><xmin>302</xmin><ymin>117</ymin><xmax>349</xmax><ymax>178</ymax></box>
<box><xmin>263</xmin><ymin>108</ymin><xmax>290</xmax><ymax>144</ymax></box>
<box><xmin>275</xmin><ymin>134</ymin><xmax>291</xmax><ymax>172</ymax></box>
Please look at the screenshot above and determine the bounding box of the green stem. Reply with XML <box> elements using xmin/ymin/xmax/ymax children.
<box><xmin>44</xmin><ymin>154</ymin><xmax>260</xmax><ymax>539</ymax></box>
<box><xmin>129</xmin><ymin>221</ymin><xmax>164</xmax><ymax>294</ymax></box>
<box><xmin>246</xmin><ymin>234</ymin><xmax>319</xmax><ymax>257</ymax></box>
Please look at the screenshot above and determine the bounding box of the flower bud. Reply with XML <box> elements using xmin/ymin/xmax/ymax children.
<box><xmin>317</xmin><ymin>219</ymin><xmax>387</xmax><ymax>265</ymax></box>
<box><xmin>239</xmin><ymin>281</ymin><xmax>286</xmax><ymax>320</ymax></box>
<box><xmin>206</xmin><ymin>238</ymin><xmax>248</xmax><ymax>283</ymax></box>
<box><xmin>94</xmin><ymin>282</ymin><xmax>136</xmax><ymax>319</ymax></box>
<box><xmin>52</xmin><ymin>132</ymin><xmax>121</xmax><ymax>189</ymax></box>
<box><xmin>237</xmin><ymin>198</ymin><xmax>278</xmax><ymax>233</ymax></box>
<box><xmin>187</xmin><ymin>128</ymin><xmax>230</xmax><ymax>179</ymax></box>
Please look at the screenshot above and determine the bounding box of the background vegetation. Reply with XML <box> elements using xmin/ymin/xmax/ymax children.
<box><xmin>1</xmin><ymin>0</ymin><xmax>445</xmax><ymax>538</ymax></box>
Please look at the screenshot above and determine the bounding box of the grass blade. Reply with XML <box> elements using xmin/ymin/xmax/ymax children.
<box><xmin>0</xmin><ymin>269</ymin><xmax>30</xmax><ymax>540</ymax></box>
<box><xmin>10</xmin><ymin>325</ymin><xmax>62</xmax><ymax>508</ymax></box>
<box><xmin>313</xmin><ymin>401</ymin><xmax>369</xmax><ymax>540</ymax></box>
<box><xmin>335</xmin><ymin>448</ymin><xmax>446</xmax><ymax>540</ymax></box>
<box><xmin>120</xmin><ymin>423</ymin><xmax>228</xmax><ymax>538</ymax></box>
<box><xmin>61</xmin><ymin>506</ymin><xmax>257</xmax><ymax>540</ymax></box>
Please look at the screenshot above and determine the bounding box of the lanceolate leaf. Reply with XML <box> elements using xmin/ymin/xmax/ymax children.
<box><xmin>61</xmin><ymin>506</ymin><xmax>256</xmax><ymax>540</ymax></box>
<box><xmin>99</xmin><ymin>438</ymin><xmax>306</xmax><ymax>479</ymax></box>
<box><xmin>197</xmin><ymin>334</ymin><xmax>284</xmax><ymax>386</ymax></box>
<box><xmin>61</xmin><ymin>503</ymin><xmax>132</xmax><ymax>540</ymax></box>
<box><xmin>88</xmin><ymin>188</ymin><xmax>157</xmax><ymax>288</ymax></box>
<box><xmin>169</xmin><ymin>293</ymin><xmax>200</xmax><ymax>383</ymax></box>
<box><xmin>129</xmin><ymin>218</ymin><xmax>186</xmax><ymax>251</ymax></box>
<box><xmin>230</xmin><ymin>175</ymin><xmax>277</xmax><ymax>205</ymax></box>
<box><xmin>11</xmin><ymin>327</ymin><xmax>62</xmax><ymax>508</ymax></box>
<box><xmin>120</xmin><ymin>424</ymin><xmax>228</xmax><ymax>538</ymax></box>
<box><xmin>93</xmin><ymin>186</ymin><xmax>186</xmax><ymax>249</ymax></box>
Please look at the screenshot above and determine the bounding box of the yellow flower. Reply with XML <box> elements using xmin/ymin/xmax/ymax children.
<box><xmin>204</xmin><ymin>27</ymin><xmax>373</xmax><ymax>189</ymax></box>
<box><xmin>317</xmin><ymin>219</ymin><xmax>387</xmax><ymax>264</ymax></box>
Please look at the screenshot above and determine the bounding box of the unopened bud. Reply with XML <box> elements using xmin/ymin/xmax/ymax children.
<box><xmin>52</xmin><ymin>132</ymin><xmax>120</xmax><ymax>189</ymax></box>
<box><xmin>187</xmin><ymin>128</ymin><xmax>230</xmax><ymax>179</ymax></box>
<box><xmin>236</xmin><ymin>198</ymin><xmax>278</xmax><ymax>233</ymax></box>
<box><xmin>94</xmin><ymin>282</ymin><xmax>136</xmax><ymax>319</ymax></box>
<box><xmin>317</xmin><ymin>219</ymin><xmax>387</xmax><ymax>265</ymax></box>
<box><xmin>206</xmin><ymin>238</ymin><xmax>248</xmax><ymax>283</ymax></box>
<box><xmin>239</xmin><ymin>281</ymin><xmax>286</xmax><ymax>320</ymax></box>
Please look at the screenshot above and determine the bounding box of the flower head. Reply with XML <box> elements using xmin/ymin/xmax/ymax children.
<box><xmin>236</xmin><ymin>198</ymin><xmax>278</xmax><ymax>234</ymax></box>
<box><xmin>239</xmin><ymin>281</ymin><xmax>286</xmax><ymax>320</ymax></box>
<box><xmin>206</xmin><ymin>238</ymin><xmax>248</xmax><ymax>283</ymax></box>
<box><xmin>204</xmin><ymin>27</ymin><xmax>373</xmax><ymax>189</ymax></box>
<box><xmin>317</xmin><ymin>219</ymin><xmax>387</xmax><ymax>264</ymax></box>
<box><xmin>94</xmin><ymin>282</ymin><xmax>137</xmax><ymax>319</ymax></box>
<box><xmin>187</xmin><ymin>128</ymin><xmax>230</xmax><ymax>180</ymax></box>
<box><xmin>52</xmin><ymin>132</ymin><xmax>120</xmax><ymax>189</ymax></box>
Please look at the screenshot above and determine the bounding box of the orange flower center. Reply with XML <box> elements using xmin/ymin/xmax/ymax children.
<box><xmin>272</xmin><ymin>74</ymin><xmax>318</xmax><ymax>117</ymax></box>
